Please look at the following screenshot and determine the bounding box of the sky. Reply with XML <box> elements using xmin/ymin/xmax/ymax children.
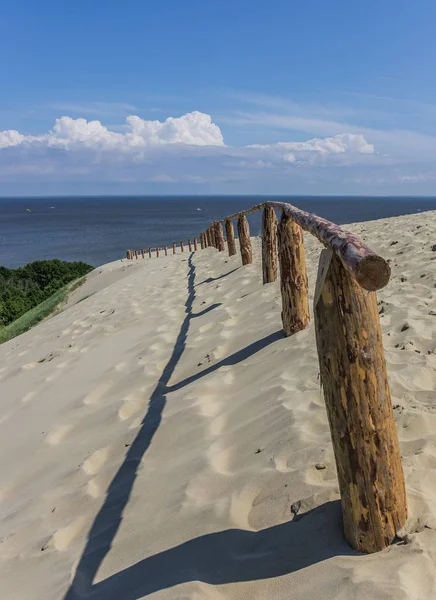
<box><xmin>1</xmin><ymin>0</ymin><xmax>436</xmax><ymax>196</ymax></box>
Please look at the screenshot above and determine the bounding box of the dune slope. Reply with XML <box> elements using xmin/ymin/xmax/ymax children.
<box><xmin>0</xmin><ymin>211</ymin><xmax>436</xmax><ymax>600</ymax></box>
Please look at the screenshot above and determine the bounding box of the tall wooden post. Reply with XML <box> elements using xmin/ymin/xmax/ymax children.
<box><xmin>156</xmin><ymin>247</ymin><xmax>160</xmax><ymax>258</ymax></box>
<box><xmin>210</xmin><ymin>225</ymin><xmax>216</xmax><ymax>249</ymax></box>
<box><xmin>262</xmin><ymin>206</ymin><xmax>278</xmax><ymax>284</ymax></box>
<box><xmin>194</xmin><ymin>237</ymin><xmax>198</xmax><ymax>251</ymax></box>
<box><xmin>181</xmin><ymin>241</ymin><xmax>184</xmax><ymax>252</ymax></box>
<box><xmin>277</xmin><ymin>211</ymin><xmax>309</xmax><ymax>335</ymax></box>
<box><xmin>173</xmin><ymin>243</ymin><xmax>176</xmax><ymax>254</ymax></box>
<box><xmin>188</xmin><ymin>240</ymin><xmax>192</xmax><ymax>252</ymax></box>
<box><xmin>200</xmin><ymin>233</ymin><xmax>205</xmax><ymax>249</ymax></box>
<box><xmin>215</xmin><ymin>222</ymin><xmax>225</xmax><ymax>252</ymax></box>
<box><xmin>135</xmin><ymin>250</ymin><xmax>138</xmax><ymax>260</ymax></box>
<box><xmin>141</xmin><ymin>249</ymin><xmax>145</xmax><ymax>259</ymax></box>
<box><xmin>225</xmin><ymin>219</ymin><xmax>236</xmax><ymax>257</ymax></box>
<box><xmin>165</xmin><ymin>246</ymin><xmax>168</xmax><ymax>256</ymax></box>
<box><xmin>237</xmin><ymin>215</ymin><xmax>252</xmax><ymax>265</ymax></box>
<box><xmin>314</xmin><ymin>249</ymin><xmax>407</xmax><ymax>553</ymax></box>
<box><xmin>206</xmin><ymin>229</ymin><xmax>212</xmax><ymax>247</ymax></box>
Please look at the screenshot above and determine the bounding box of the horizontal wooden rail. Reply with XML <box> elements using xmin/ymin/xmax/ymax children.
<box><xmin>218</xmin><ymin>201</ymin><xmax>390</xmax><ymax>292</ymax></box>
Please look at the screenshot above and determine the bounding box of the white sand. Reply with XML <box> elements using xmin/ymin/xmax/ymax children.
<box><xmin>1</xmin><ymin>210</ymin><xmax>436</xmax><ymax>600</ymax></box>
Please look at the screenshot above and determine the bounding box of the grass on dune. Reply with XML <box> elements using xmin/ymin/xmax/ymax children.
<box><xmin>0</xmin><ymin>277</ymin><xmax>86</xmax><ymax>344</ymax></box>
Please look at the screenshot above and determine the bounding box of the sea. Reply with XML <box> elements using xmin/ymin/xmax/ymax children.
<box><xmin>1</xmin><ymin>195</ymin><xmax>436</xmax><ymax>269</ymax></box>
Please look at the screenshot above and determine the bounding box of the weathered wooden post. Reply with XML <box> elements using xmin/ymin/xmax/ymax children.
<box><xmin>277</xmin><ymin>210</ymin><xmax>310</xmax><ymax>335</ymax></box>
<box><xmin>141</xmin><ymin>249</ymin><xmax>145</xmax><ymax>259</ymax></box>
<box><xmin>126</xmin><ymin>250</ymin><xmax>131</xmax><ymax>260</ymax></box>
<box><xmin>173</xmin><ymin>243</ymin><xmax>176</xmax><ymax>255</ymax></box>
<box><xmin>215</xmin><ymin>222</ymin><xmax>225</xmax><ymax>252</ymax></box>
<box><xmin>156</xmin><ymin>247</ymin><xmax>160</xmax><ymax>258</ymax></box>
<box><xmin>225</xmin><ymin>219</ymin><xmax>236</xmax><ymax>257</ymax></box>
<box><xmin>188</xmin><ymin>240</ymin><xmax>192</xmax><ymax>252</ymax></box>
<box><xmin>237</xmin><ymin>215</ymin><xmax>252</xmax><ymax>265</ymax></box>
<box><xmin>314</xmin><ymin>249</ymin><xmax>407</xmax><ymax>553</ymax></box>
<box><xmin>135</xmin><ymin>250</ymin><xmax>138</xmax><ymax>260</ymax></box>
<box><xmin>165</xmin><ymin>246</ymin><xmax>168</xmax><ymax>256</ymax></box>
<box><xmin>200</xmin><ymin>233</ymin><xmax>205</xmax><ymax>249</ymax></box>
<box><xmin>209</xmin><ymin>225</ymin><xmax>216</xmax><ymax>249</ymax></box>
<box><xmin>206</xmin><ymin>228</ymin><xmax>212</xmax><ymax>247</ymax></box>
<box><xmin>181</xmin><ymin>241</ymin><xmax>184</xmax><ymax>252</ymax></box>
<box><xmin>148</xmin><ymin>248</ymin><xmax>151</xmax><ymax>258</ymax></box>
<box><xmin>262</xmin><ymin>205</ymin><xmax>278</xmax><ymax>284</ymax></box>
<box><xmin>194</xmin><ymin>237</ymin><xmax>198</xmax><ymax>251</ymax></box>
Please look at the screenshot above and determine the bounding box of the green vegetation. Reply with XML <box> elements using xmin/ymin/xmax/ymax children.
<box><xmin>0</xmin><ymin>259</ymin><xmax>93</xmax><ymax>343</ymax></box>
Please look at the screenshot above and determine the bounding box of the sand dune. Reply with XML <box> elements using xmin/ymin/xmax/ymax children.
<box><xmin>0</xmin><ymin>210</ymin><xmax>436</xmax><ymax>599</ymax></box>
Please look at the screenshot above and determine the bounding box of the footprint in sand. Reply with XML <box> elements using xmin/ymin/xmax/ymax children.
<box><xmin>45</xmin><ymin>424</ymin><xmax>74</xmax><ymax>445</ymax></box>
<box><xmin>22</xmin><ymin>389</ymin><xmax>38</xmax><ymax>403</ymax></box>
<box><xmin>82</xmin><ymin>446</ymin><xmax>112</xmax><ymax>475</ymax></box>
<box><xmin>48</xmin><ymin>516</ymin><xmax>87</xmax><ymax>551</ymax></box>
<box><xmin>83</xmin><ymin>381</ymin><xmax>113</xmax><ymax>405</ymax></box>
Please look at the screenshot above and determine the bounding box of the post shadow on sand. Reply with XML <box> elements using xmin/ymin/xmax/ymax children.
<box><xmin>74</xmin><ymin>501</ymin><xmax>356</xmax><ymax>600</ymax></box>
<box><xmin>64</xmin><ymin>255</ymin><xmax>349</xmax><ymax>600</ymax></box>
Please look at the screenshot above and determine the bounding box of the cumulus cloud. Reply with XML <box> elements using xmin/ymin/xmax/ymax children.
<box><xmin>0</xmin><ymin>110</ymin><xmax>380</xmax><ymax>192</ymax></box>
<box><xmin>249</xmin><ymin>133</ymin><xmax>374</xmax><ymax>155</ymax></box>
<box><xmin>0</xmin><ymin>111</ymin><xmax>225</xmax><ymax>152</ymax></box>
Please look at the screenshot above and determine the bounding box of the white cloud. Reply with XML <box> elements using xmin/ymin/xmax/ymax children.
<box><xmin>0</xmin><ymin>129</ymin><xmax>27</xmax><ymax>149</ymax></box>
<box><xmin>0</xmin><ymin>111</ymin><xmax>225</xmax><ymax>152</ymax></box>
<box><xmin>249</xmin><ymin>133</ymin><xmax>374</xmax><ymax>155</ymax></box>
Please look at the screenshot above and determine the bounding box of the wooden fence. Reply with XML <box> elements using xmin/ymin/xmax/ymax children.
<box><xmin>126</xmin><ymin>200</ymin><xmax>407</xmax><ymax>554</ymax></box>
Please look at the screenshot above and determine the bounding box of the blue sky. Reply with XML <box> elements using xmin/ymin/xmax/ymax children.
<box><xmin>2</xmin><ymin>0</ymin><xmax>436</xmax><ymax>195</ymax></box>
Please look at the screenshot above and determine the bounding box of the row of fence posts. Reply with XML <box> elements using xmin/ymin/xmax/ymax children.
<box><xmin>126</xmin><ymin>205</ymin><xmax>407</xmax><ymax>555</ymax></box>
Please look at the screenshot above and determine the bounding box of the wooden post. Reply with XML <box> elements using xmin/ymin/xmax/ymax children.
<box><xmin>135</xmin><ymin>250</ymin><xmax>138</xmax><ymax>260</ymax></box>
<box><xmin>173</xmin><ymin>243</ymin><xmax>176</xmax><ymax>254</ymax></box>
<box><xmin>200</xmin><ymin>233</ymin><xmax>205</xmax><ymax>249</ymax></box>
<box><xmin>194</xmin><ymin>237</ymin><xmax>198</xmax><ymax>251</ymax></box>
<box><xmin>141</xmin><ymin>249</ymin><xmax>145</xmax><ymax>259</ymax></box>
<box><xmin>215</xmin><ymin>222</ymin><xmax>225</xmax><ymax>252</ymax></box>
<box><xmin>314</xmin><ymin>249</ymin><xmax>407</xmax><ymax>553</ymax></box>
<box><xmin>237</xmin><ymin>215</ymin><xmax>252</xmax><ymax>265</ymax></box>
<box><xmin>181</xmin><ymin>241</ymin><xmax>184</xmax><ymax>252</ymax></box>
<box><xmin>277</xmin><ymin>210</ymin><xmax>310</xmax><ymax>336</ymax></box>
<box><xmin>225</xmin><ymin>219</ymin><xmax>236</xmax><ymax>257</ymax></box>
<box><xmin>156</xmin><ymin>247</ymin><xmax>160</xmax><ymax>258</ymax></box>
<box><xmin>206</xmin><ymin>229</ymin><xmax>212</xmax><ymax>247</ymax></box>
<box><xmin>126</xmin><ymin>250</ymin><xmax>131</xmax><ymax>260</ymax></box>
<box><xmin>262</xmin><ymin>206</ymin><xmax>278</xmax><ymax>284</ymax></box>
<box><xmin>188</xmin><ymin>240</ymin><xmax>192</xmax><ymax>252</ymax></box>
<box><xmin>148</xmin><ymin>248</ymin><xmax>152</xmax><ymax>258</ymax></box>
<box><xmin>165</xmin><ymin>246</ymin><xmax>168</xmax><ymax>256</ymax></box>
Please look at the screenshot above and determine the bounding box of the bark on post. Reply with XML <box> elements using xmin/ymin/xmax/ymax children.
<box><xmin>261</xmin><ymin>205</ymin><xmax>278</xmax><ymax>284</ymax></box>
<box><xmin>314</xmin><ymin>249</ymin><xmax>407</xmax><ymax>553</ymax></box>
<box><xmin>210</xmin><ymin>225</ymin><xmax>217</xmax><ymax>249</ymax></box>
<box><xmin>173</xmin><ymin>243</ymin><xmax>176</xmax><ymax>255</ymax></box>
<box><xmin>277</xmin><ymin>211</ymin><xmax>310</xmax><ymax>336</ymax></box>
<box><xmin>237</xmin><ymin>215</ymin><xmax>252</xmax><ymax>265</ymax></box>
<box><xmin>225</xmin><ymin>219</ymin><xmax>236</xmax><ymax>257</ymax></box>
<box><xmin>194</xmin><ymin>237</ymin><xmax>198</xmax><ymax>251</ymax></box>
<box><xmin>215</xmin><ymin>222</ymin><xmax>225</xmax><ymax>252</ymax></box>
<box><xmin>181</xmin><ymin>241</ymin><xmax>184</xmax><ymax>252</ymax></box>
<box><xmin>188</xmin><ymin>240</ymin><xmax>192</xmax><ymax>252</ymax></box>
